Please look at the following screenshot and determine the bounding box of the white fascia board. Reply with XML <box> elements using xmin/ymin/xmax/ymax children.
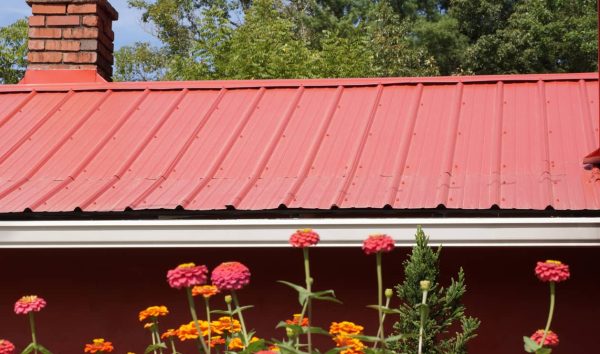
<box><xmin>0</xmin><ymin>217</ymin><xmax>599</xmax><ymax>248</ymax></box>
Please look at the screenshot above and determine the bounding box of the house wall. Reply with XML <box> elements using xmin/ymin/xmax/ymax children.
<box><xmin>0</xmin><ymin>247</ymin><xmax>598</xmax><ymax>353</ymax></box>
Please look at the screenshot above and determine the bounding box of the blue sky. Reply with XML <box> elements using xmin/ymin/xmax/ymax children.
<box><xmin>0</xmin><ymin>0</ymin><xmax>160</xmax><ymax>48</ymax></box>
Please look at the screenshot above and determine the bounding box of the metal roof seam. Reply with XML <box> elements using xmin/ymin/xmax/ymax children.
<box><xmin>283</xmin><ymin>86</ymin><xmax>344</xmax><ymax>206</ymax></box>
<box><xmin>181</xmin><ymin>87</ymin><xmax>267</xmax><ymax>209</ymax></box>
<box><xmin>0</xmin><ymin>91</ymin><xmax>112</xmax><ymax>207</ymax></box>
<box><xmin>436</xmin><ymin>83</ymin><xmax>465</xmax><ymax>206</ymax></box>
<box><xmin>79</xmin><ymin>89</ymin><xmax>190</xmax><ymax>211</ymax></box>
<box><xmin>0</xmin><ymin>90</ymin><xmax>74</xmax><ymax>168</ymax></box>
<box><xmin>231</xmin><ymin>86</ymin><xmax>306</xmax><ymax>208</ymax></box>
<box><xmin>334</xmin><ymin>84</ymin><xmax>384</xmax><ymax>207</ymax></box>
<box><xmin>29</xmin><ymin>89</ymin><xmax>151</xmax><ymax>210</ymax></box>
<box><xmin>0</xmin><ymin>91</ymin><xmax>37</xmax><ymax>131</ymax></box>
<box><xmin>388</xmin><ymin>83</ymin><xmax>424</xmax><ymax>206</ymax></box>
<box><xmin>536</xmin><ymin>80</ymin><xmax>555</xmax><ymax>208</ymax></box>
<box><xmin>491</xmin><ymin>82</ymin><xmax>505</xmax><ymax>207</ymax></box>
<box><xmin>129</xmin><ymin>88</ymin><xmax>229</xmax><ymax>209</ymax></box>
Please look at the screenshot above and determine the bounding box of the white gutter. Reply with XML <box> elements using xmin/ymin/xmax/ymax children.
<box><xmin>0</xmin><ymin>217</ymin><xmax>599</xmax><ymax>248</ymax></box>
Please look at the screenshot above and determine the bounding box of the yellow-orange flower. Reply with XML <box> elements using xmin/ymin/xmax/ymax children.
<box><xmin>329</xmin><ymin>321</ymin><xmax>364</xmax><ymax>335</ymax></box>
<box><xmin>84</xmin><ymin>338</ymin><xmax>114</xmax><ymax>353</ymax></box>
<box><xmin>285</xmin><ymin>314</ymin><xmax>309</xmax><ymax>327</ymax></box>
<box><xmin>139</xmin><ymin>306</ymin><xmax>169</xmax><ymax>321</ymax></box>
<box><xmin>211</xmin><ymin>316</ymin><xmax>241</xmax><ymax>334</ymax></box>
<box><xmin>176</xmin><ymin>321</ymin><xmax>211</xmax><ymax>340</ymax></box>
<box><xmin>209</xmin><ymin>336</ymin><xmax>226</xmax><ymax>348</ymax></box>
<box><xmin>228</xmin><ymin>337</ymin><xmax>259</xmax><ymax>350</ymax></box>
<box><xmin>161</xmin><ymin>329</ymin><xmax>178</xmax><ymax>340</ymax></box>
<box><xmin>333</xmin><ymin>335</ymin><xmax>365</xmax><ymax>354</ymax></box>
<box><xmin>192</xmin><ymin>285</ymin><xmax>220</xmax><ymax>298</ymax></box>
<box><xmin>268</xmin><ymin>345</ymin><xmax>280</xmax><ymax>352</ymax></box>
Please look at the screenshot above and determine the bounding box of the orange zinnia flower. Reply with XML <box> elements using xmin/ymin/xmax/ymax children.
<box><xmin>333</xmin><ymin>335</ymin><xmax>365</xmax><ymax>354</ymax></box>
<box><xmin>228</xmin><ymin>337</ymin><xmax>259</xmax><ymax>350</ymax></box>
<box><xmin>84</xmin><ymin>338</ymin><xmax>114</xmax><ymax>353</ymax></box>
<box><xmin>139</xmin><ymin>306</ymin><xmax>169</xmax><ymax>321</ymax></box>
<box><xmin>176</xmin><ymin>321</ymin><xmax>211</xmax><ymax>340</ymax></box>
<box><xmin>161</xmin><ymin>329</ymin><xmax>178</xmax><ymax>340</ymax></box>
<box><xmin>192</xmin><ymin>285</ymin><xmax>220</xmax><ymax>298</ymax></box>
<box><xmin>285</xmin><ymin>314</ymin><xmax>309</xmax><ymax>327</ymax></box>
<box><xmin>209</xmin><ymin>336</ymin><xmax>226</xmax><ymax>348</ymax></box>
<box><xmin>329</xmin><ymin>321</ymin><xmax>364</xmax><ymax>335</ymax></box>
<box><xmin>212</xmin><ymin>316</ymin><xmax>241</xmax><ymax>333</ymax></box>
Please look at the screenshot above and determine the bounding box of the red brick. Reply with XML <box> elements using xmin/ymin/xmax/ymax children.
<box><xmin>62</xmin><ymin>27</ymin><xmax>99</xmax><ymax>39</ymax></box>
<box><xmin>67</xmin><ymin>4</ymin><xmax>97</xmax><ymax>14</ymax></box>
<box><xmin>46</xmin><ymin>15</ymin><xmax>81</xmax><ymax>27</ymax></box>
<box><xmin>29</xmin><ymin>27</ymin><xmax>61</xmax><ymax>39</ymax></box>
<box><xmin>28</xmin><ymin>40</ymin><xmax>45</xmax><ymax>51</ymax></box>
<box><xmin>79</xmin><ymin>39</ymin><xmax>98</xmax><ymax>51</ymax></box>
<box><xmin>28</xmin><ymin>52</ymin><xmax>62</xmax><ymax>63</ymax></box>
<box><xmin>45</xmin><ymin>40</ymin><xmax>81</xmax><ymax>52</ymax></box>
<box><xmin>82</xmin><ymin>15</ymin><xmax>98</xmax><ymax>27</ymax></box>
<box><xmin>63</xmin><ymin>52</ymin><xmax>97</xmax><ymax>64</ymax></box>
<box><xmin>32</xmin><ymin>4</ymin><xmax>66</xmax><ymax>15</ymax></box>
<box><xmin>28</xmin><ymin>16</ymin><xmax>45</xmax><ymax>27</ymax></box>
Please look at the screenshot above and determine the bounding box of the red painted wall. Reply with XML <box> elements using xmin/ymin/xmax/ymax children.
<box><xmin>0</xmin><ymin>247</ymin><xmax>598</xmax><ymax>353</ymax></box>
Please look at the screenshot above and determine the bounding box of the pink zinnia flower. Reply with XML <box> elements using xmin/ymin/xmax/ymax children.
<box><xmin>0</xmin><ymin>339</ymin><xmax>15</xmax><ymax>354</ymax></box>
<box><xmin>289</xmin><ymin>229</ymin><xmax>320</xmax><ymax>248</ymax></box>
<box><xmin>167</xmin><ymin>263</ymin><xmax>208</xmax><ymax>289</ymax></box>
<box><xmin>362</xmin><ymin>234</ymin><xmax>395</xmax><ymax>255</ymax></box>
<box><xmin>211</xmin><ymin>262</ymin><xmax>251</xmax><ymax>290</ymax></box>
<box><xmin>530</xmin><ymin>329</ymin><xmax>559</xmax><ymax>347</ymax></box>
<box><xmin>14</xmin><ymin>295</ymin><xmax>46</xmax><ymax>315</ymax></box>
<box><xmin>535</xmin><ymin>260</ymin><xmax>570</xmax><ymax>282</ymax></box>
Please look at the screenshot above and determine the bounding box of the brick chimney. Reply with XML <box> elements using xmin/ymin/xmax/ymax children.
<box><xmin>24</xmin><ymin>0</ymin><xmax>118</xmax><ymax>82</ymax></box>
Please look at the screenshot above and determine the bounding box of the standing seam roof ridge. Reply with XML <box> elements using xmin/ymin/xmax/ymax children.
<box><xmin>283</xmin><ymin>85</ymin><xmax>344</xmax><ymax>206</ymax></box>
<box><xmin>181</xmin><ymin>87</ymin><xmax>267</xmax><ymax>209</ymax></box>
<box><xmin>0</xmin><ymin>91</ymin><xmax>37</xmax><ymax>131</ymax></box>
<box><xmin>79</xmin><ymin>89</ymin><xmax>190</xmax><ymax>211</ymax></box>
<box><xmin>537</xmin><ymin>80</ymin><xmax>555</xmax><ymax>208</ymax></box>
<box><xmin>387</xmin><ymin>83</ymin><xmax>424</xmax><ymax>206</ymax></box>
<box><xmin>231</xmin><ymin>86</ymin><xmax>306</xmax><ymax>208</ymax></box>
<box><xmin>0</xmin><ymin>91</ymin><xmax>112</xmax><ymax>206</ymax></box>
<box><xmin>334</xmin><ymin>84</ymin><xmax>384</xmax><ymax>207</ymax></box>
<box><xmin>130</xmin><ymin>88</ymin><xmax>229</xmax><ymax>209</ymax></box>
<box><xmin>436</xmin><ymin>83</ymin><xmax>465</xmax><ymax>206</ymax></box>
<box><xmin>0</xmin><ymin>90</ymin><xmax>74</xmax><ymax>167</ymax></box>
<box><xmin>491</xmin><ymin>82</ymin><xmax>505</xmax><ymax>207</ymax></box>
<box><xmin>30</xmin><ymin>89</ymin><xmax>151</xmax><ymax>211</ymax></box>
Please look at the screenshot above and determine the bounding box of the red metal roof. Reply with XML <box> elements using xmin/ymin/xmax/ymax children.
<box><xmin>0</xmin><ymin>72</ymin><xmax>599</xmax><ymax>213</ymax></box>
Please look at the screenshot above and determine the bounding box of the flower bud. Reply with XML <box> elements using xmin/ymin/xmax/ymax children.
<box><xmin>286</xmin><ymin>327</ymin><xmax>295</xmax><ymax>338</ymax></box>
<box><xmin>384</xmin><ymin>288</ymin><xmax>393</xmax><ymax>298</ymax></box>
<box><xmin>224</xmin><ymin>295</ymin><xmax>232</xmax><ymax>304</ymax></box>
<box><xmin>420</xmin><ymin>280</ymin><xmax>431</xmax><ymax>291</ymax></box>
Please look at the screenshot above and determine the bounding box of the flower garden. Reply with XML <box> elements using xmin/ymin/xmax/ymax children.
<box><xmin>1</xmin><ymin>228</ymin><xmax>571</xmax><ymax>354</ymax></box>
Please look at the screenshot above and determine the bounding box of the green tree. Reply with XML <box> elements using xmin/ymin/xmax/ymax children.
<box><xmin>0</xmin><ymin>19</ymin><xmax>27</xmax><ymax>84</ymax></box>
<box><xmin>462</xmin><ymin>0</ymin><xmax>597</xmax><ymax>74</ymax></box>
<box><xmin>391</xmin><ymin>227</ymin><xmax>480</xmax><ymax>354</ymax></box>
<box><xmin>114</xmin><ymin>42</ymin><xmax>168</xmax><ymax>81</ymax></box>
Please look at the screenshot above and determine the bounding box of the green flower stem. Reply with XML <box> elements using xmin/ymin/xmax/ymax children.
<box><xmin>231</xmin><ymin>290</ymin><xmax>249</xmax><ymax>348</ymax></box>
<box><xmin>376</xmin><ymin>253</ymin><xmax>385</xmax><ymax>349</ymax></box>
<box><xmin>186</xmin><ymin>287</ymin><xmax>210</xmax><ymax>354</ymax></box>
<box><xmin>29</xmin><ymin>312</ymin><xmax>39</xmax><ymax>354</ymax></box>
<box><xmin>375</xmin><ymin>296</ymin><xmax>391</xmax><ymax>343</ymax></box>
<box><xmin>540</xmin><ymin>282</ymin><xmax>556</xmax><ymax>348</ymax></box>
<box><xmin>418</xmin><ymin>289</ymin><xmax>429</xmax><ymax>354</ymax></box>
<box><xmin>303</xmin><ymin>247</ymin><xmax>313</xmax><ymax>354</ymax></box>
<box><xmin>205</xmin><ymin>298</ymin><xmax>212</xmax><ymax>354</ymax></box>
<box><xmin>152</xmin><ymin>318</ymin><xmax>164</xmax><ymax>354</ymax></box>
<box><xmin>169</xmin><ymin>338</ymin><xmax>178</xmax><ymax>354</ymax></box>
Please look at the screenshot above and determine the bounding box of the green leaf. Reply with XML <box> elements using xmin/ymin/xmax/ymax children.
<box><xmin>231</xmin><ymin>305</ymin><xmax>254</xmax><ymax>315</ymax></box>
<box><xmin>20</xmin><ymin>343</ymin><xmax>36</xmax><ymax>354</ymax></box>
<box><xmin>278</xmin><ymin>280</ymin><xmax>310</xmax><ymax>306</ymax></box>
<box><xmin>535</xmin><ymin>348</ymin><xmax>552</xmax><ymax>354</ymax></box>
<box><xmin>523</xmin><ymin>336</ymin><xmax>540</xmax><ymax>352</ymax></box>
<box><xmin>324</xmin><ymin>348</ymin><xmax>343</xmax><ymax>354</ymax></box>
<box><xmin>302</xmin><ymin>326</ymin><xmax>330</xmax><ymax>336</ymax></box>
<box><xmin>211</xmin><ymin>309</ymin><xmax>233</xmax><ymax>315</ymax></box>
<box><xmin>245</xmin><ymin>339</ymin><xmax>266</xmax><ymax>352</ymax></box>
<box><xmin>366</xmin><ymin>305</ymin><xmax>402</xmax><ymax>315</ymax></box>
<box><xmin>349</xmin><ymin>334</ymin><xmax>382</xmax><ymax>343</ymax></box>
<box><xmin>145</xmin><ymin>343</ymin><xmax>168</xmax><ymax>354</ymax></box>
<box><xmin>272</xmin><ymin>341</ymin><xmax>307</xmax><ymax>354</ymax></box>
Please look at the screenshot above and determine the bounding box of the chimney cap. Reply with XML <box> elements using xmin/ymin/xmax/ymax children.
<box><xmin>26</xmin><ymin>0</ymin><xmax>118</xmax><ymax>21</ymax></box>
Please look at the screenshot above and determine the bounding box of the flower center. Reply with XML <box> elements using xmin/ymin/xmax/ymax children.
<box><xmin>21</xmin><ymin>295</ymin><xmax>38</xmax><ymax>303</ymax></box>
<box><xmin>545</xmin><ymin>260</ymin><xmax>562</xmax><ymax>265</ymax></box>
<box><xmin>178</xmin><ymin>262</ymin><xmax>196</xmax><ymax>268</ymax></box>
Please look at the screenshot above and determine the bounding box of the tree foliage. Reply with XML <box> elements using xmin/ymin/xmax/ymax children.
<box><xmin>0</xmin><ymin>19</ymin><xmax>27</xmax><ymax>84</ymax></box>
<box><xmin>391</xmin><ymin>226</ymin><xmax>480</xmax><ymax>354</ymax></box>
<box><xmin>0</xmin><ymin>0</ymin><xmax>597</xmax><ymax>82</ymax></box>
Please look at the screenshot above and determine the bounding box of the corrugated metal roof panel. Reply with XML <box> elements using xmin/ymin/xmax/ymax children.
<box><xmin>0</xmin><ymin>73</ymin><xmax>599</xmax><ymax>213</ymax></box>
